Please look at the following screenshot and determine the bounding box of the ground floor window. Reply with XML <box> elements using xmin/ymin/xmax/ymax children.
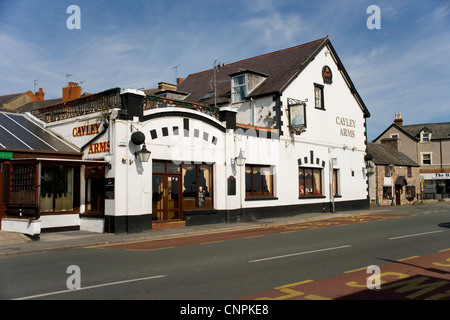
<box><xmin>333</xmin><ymin>169</ymin><xmax>340</xmax><ymax>197</ymax></box>
<box><xmin>9</xmin><ymin>164</ymin><xmax>36</xmax><ymax>204</ymax></box>
<box><xmin>245</xmin><ymin>165</ymin><xmax>274</xmax><ymax>198</ymax></box>
<box><xmin>182</xmin><ymin>163</ymin><xmax>213</xmax><ymax>208</ymax></box>
<box><xmin>383</xmin><ymin>186</ymin><xmax>392</xmax><ymax>199</ymax></box>
<box><xmin>405</xmin><ymin>185</ymin><xmax>416</xmax><ymax>200</ymax></box>
<box><xmin>152</xmin><ymin>160</ymin><xmax>214</xmax><ymax>222</ymax></box>
<box><xmin>40</xmin><ymin>165</ymin><xmax>75</xmax><ymax>212</ymax></box>
<box><xmin>299</xmin><ymin>167</ymin><xmax>322</xmax><ymax>196</ymax></box>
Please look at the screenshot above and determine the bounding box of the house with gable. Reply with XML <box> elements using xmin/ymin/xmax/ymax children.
<box><xmin>2</xmin><ymin>37</ymin><xmax>373</xmax><ymax>235</ymax></box>
<box><xmin>373</xmin><ymin>113</ymin><xmax>450</xmax><ymax>199</ymax></box>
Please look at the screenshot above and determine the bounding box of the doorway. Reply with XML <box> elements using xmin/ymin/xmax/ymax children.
<box><xmin>152</xmin><ymin>174</ymin><xmax>181</xmax><ymax>222</ymax></box>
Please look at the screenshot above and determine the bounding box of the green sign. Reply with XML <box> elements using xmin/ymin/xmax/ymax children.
<box><xmin>0</xmin><ymin>151</ymin><xmax>13</xmax><ymax>159</ymax></box>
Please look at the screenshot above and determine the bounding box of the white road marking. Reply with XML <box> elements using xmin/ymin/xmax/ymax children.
<box><xmin>248</xmin><ymin>245</ymin><xmax>352</xmax><ymax>263</ymax></box>
<box><xmin>388</xmin><ymin>230</ymin><xmax>443</xmax><ymax>240</ymax></box>
<box><xmin>14</xmin><ymin>274</ymin><xmax>167</xmax><ymax>300</ymax></box>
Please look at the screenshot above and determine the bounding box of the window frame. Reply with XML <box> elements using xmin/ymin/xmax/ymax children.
<box><xmin>314</xmin><ymin>83</ymin><xmax>325</xmax><ymax>110</ymax></box>
<box><xmin>299</xmin><ymin>166</ymin><xmax>323</xmax><ymax>198</ymax></box>
<box><xmin>232</xmin><ymin>74</ymin><xmax>247</xmax><ymax>103</ymax></box>
<box><xmin>332</xmin><ymin>168</ymin><xmax>340</xmax><ymax>197</ymax></box>
<box><xmin>383</xmin><ymin>186</ymin><xmax>392</xmax><ymax>199</ymax></box>
<box><xmin>421</xmin><ymin>132</ymin><xmax>431</xmax><ymax>142</ymax></box>
<box><xmin>245</xmin><ymin>164</ymin><xmax>275</xmax><ymax>199</ymax></box>
<box><xmin>421</xmin><ymin>153</ymin><xmax>432</xmax><ymax>165</ymax></box>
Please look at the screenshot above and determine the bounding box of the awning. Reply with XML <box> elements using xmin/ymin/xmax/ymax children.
<box><xmin>395</xmin><ymin>176</ymin><xmax>407</xmax><ymax>187</ymax></box>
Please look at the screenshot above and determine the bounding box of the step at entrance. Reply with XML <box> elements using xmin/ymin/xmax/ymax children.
<box><xmin>152</xmin><ymin>221</ymin><xmax>186</xmax><ymax>230</ymax></box>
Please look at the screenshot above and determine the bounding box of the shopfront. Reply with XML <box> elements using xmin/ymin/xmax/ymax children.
<box><xmin>151</xmin><ymin>160</ymin><xmax>213</xmax><ymax>223</ymax></box>
<box><xmin>421</xmin><ymin>173</ymin><xmax>450</xmax><ymax>199</ymax></box>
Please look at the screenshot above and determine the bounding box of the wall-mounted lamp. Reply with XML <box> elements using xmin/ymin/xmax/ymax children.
<box><xmin>366</xmin><ymin>162</ymin><xmax>374</xmax><ymax>176</ymax></box>
<box><xmin>135</xmin><ymin>144</ymin><xmax>151</xmax><ymax>163</ymax></box>
<box><xmin>233</xmin><ymin>149</ymin><xmax>246</xmax><ymax>167</ymax></box>
<box><xmin>104</xmin><ymin>155</ymin><xmax>112</xmax><ymax>170</ymax></box>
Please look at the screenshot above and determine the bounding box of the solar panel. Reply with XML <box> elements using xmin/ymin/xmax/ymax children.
<box><xmin>0</xmin><ymin>112</ymin><xmax>78</xmax><ymax>153</ymax></box>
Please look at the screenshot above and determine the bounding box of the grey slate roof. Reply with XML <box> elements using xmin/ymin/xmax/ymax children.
<box><xmin>367</xmin><ymin>142</ymin><xmax>419</xmax><ymax>167</ymax></box>
<box><xmin>177</xmin><ymin>37</ymin><xmax>370</xmax><ymax>117</ymax></box>
<box><xmin>17</xmin><ymin>98</ymin><xmax>63</xmax><ymax>113</ymax></box>
<box><xmin>400</xmin><ymin>122</ymin><xmax>450</xmax><ymax>140</ymax></box>
<box><xmin>0</xmin><ymin>111</ymin><xmax>78</xmax><ymax>153</ymax></box>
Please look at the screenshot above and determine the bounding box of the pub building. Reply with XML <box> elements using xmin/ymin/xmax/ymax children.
<box><xmin>1</xmin><ymin>37</ymin><xmax>371</xmax><ymax>235</ymax></box>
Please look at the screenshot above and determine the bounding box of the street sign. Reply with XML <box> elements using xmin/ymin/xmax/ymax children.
<box><xmin>0</xmin><ymin>151</ymin><xmax>13</xmax><ymax>159</ymax></box>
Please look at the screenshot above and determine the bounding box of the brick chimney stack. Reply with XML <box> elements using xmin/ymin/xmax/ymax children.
<box><xmin>62</xmin><ymin>82</ymin><xmax>82</xmax><ymax>102</ymax></box>
<box><xmin>35</xmin><ymin>88</ymin><xmax>45</xmax><ymax>101</ymax></box>
<box><xmin>394</xmin><ymin>113</ymin><xmax>403</xmax><ymax>126</ymax></box>
<box><xmin>157</xmin><ymin>82</ymin><xmax>177</xmax><ymax>91</ymax></box>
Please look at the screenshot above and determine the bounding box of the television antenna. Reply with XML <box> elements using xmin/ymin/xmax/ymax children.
<box><xmin>65</xmin><ymin>73</ymin><xmax>73</xmax><ymax>85</ymax></box>
<box><xmin>33</xmin><ymin>79</ymin><xmax>38</xmax><ymax>93</ymax></box>
<box><xmin>212</xmin><ymin>60</ymin><xmax>225</xmax><ymax>108</ymax></box>
<box><xmin>172</xmin><ymin>64</ymin><xmax>180</xmax><ymax>83</ymax></box>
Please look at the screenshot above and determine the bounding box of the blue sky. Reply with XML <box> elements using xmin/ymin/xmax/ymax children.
<box><xmin>0</xmin><ymin>0</ymin><xmax>449</xmax><ymax>140</ymax></box>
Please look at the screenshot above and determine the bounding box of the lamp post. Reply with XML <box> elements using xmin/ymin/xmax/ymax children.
<box><xmin>389</xmin><ymin>164</ymin><xmax>395</xmax><ymax>205</ymax></box>
<box><xmin>234</xmin><ymin>149</ymin><xmax>245</xmax><ymax>222</ymax></box>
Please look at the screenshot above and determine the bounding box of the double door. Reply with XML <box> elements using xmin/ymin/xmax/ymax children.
<box><xmin>152</xmin><ymin>174</ymin><xmax>181</xmax><ymax>221</ymax></box>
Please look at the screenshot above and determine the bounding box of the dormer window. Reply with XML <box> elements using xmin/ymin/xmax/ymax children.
<box><xmin>421</xmin><ymin>131</ymin><xmax>431</xmax><ymax>142</ymax></box>
<box><xmin>230</xmin><ymin>70</ymin><xmax>268</xmax><ymax>103</ymax></box>
<box><xmin>232</xmin><ymin>75</ymin><xmax>247</xmax><ymax>103</ymax></box>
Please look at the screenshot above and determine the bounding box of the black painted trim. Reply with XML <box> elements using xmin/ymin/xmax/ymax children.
<box><xmin>144</xmin><ymin>111</ymin><xmax>226</xmax><ymax>133</ymax></box>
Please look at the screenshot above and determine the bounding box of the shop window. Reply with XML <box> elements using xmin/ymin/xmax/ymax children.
<box><xmin>299</xmin><ymin>167</ymin><xmax>322</xmax><ymax>197</ymax></box>
<box><xmin>245</xmin><ymin>165</ymin><xmax>274</xmax><ymax>198</ymax></box>
<box><xmin>314</xmin><ymin>83</ymin><xmax>324</xmax><ymax>110</ymax></box>
<box><xmin>232</xmin><ymin>75</ymin><xmax>247</xmax><ymax>103</ymax></box>
<box><xmin>40</xmin><ymin>165</ymin><xmax>75</xmax><ymax>212</ymax></box>
<box><xmin>182</xmin><ymin>163</ymin><xmax>213</xmax><ymax>208</ymax></box>
<box><xmin>383</xmin><ymin>186</ymin><xmax>392</xmax><ymax>199</ymax></box>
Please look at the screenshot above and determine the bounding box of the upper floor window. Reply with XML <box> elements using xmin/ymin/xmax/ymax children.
<box><xmin>421</xmin><ymin>132</ymin><xmax>430</xmax><ymax>142</ymax></box>
<box><xmin>232</xmin><ymin>75</ymin><xmax>247</xmax><ymax>103</ymax></box>
<box><xmin>314</xmin><ymin>83</ymin><xmax>324</xmax><ymax>110</ymax></box>
<box><xmin>422</xmin><ymin>153</ymin><xmax>431</xmax><ymax>165</ymax></box>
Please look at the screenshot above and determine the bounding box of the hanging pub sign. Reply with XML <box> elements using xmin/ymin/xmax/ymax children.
<box><xmin>287</xmin><ymin>97</ymin><xmax>307</xmax><ymax>134</ymax></box>
<box><xmin>322</xmin><ymin>65</ymin><xmax>332</xmax><ymax>84</ymax></box>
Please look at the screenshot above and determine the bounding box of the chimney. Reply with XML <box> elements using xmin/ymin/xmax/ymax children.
<box><xmin>35</xmin><ymin>88</ymin><xmax>45</xmax><ymax>101</ymax></box>
<box><xmin>394</xmin><ymin>113</ymin><xmax>403</xmax><ymax>126</ymax></box>
<box><xmin>62</xmin><ymin>82</ymin><xmax>82</xmax><ymax>102</ymax></box>
<box><xmin>176</xmin><ymin>77</ymin><xmax>184</xmax><ymax>85</ymax></box>
<box><xmin>157</xmin><ymin>82</ymin><xmax>177</xmax><ymax>91</ymax></box>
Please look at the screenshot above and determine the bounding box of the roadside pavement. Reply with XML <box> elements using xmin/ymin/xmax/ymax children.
<box><xmin>0</xmin><ymin>201</ymin><xmax>447</xmax><ymax>257</ymax></box>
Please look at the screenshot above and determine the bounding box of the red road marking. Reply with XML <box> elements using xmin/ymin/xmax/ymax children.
<box><xmin>242</xmin><ymin>249</ymin><xmax>450</xmax><ymax>300</ymax></box>
<box><xmin>90</xmin><ymin>214</ymin><xmax>407</xmax><ymax>251</ymax></box>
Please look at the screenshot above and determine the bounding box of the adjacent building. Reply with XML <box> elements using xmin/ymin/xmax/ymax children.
<box><xmin>373</xmin><ymin>114</ymin><xmax>450</xmax><ymax>199</ymax></box>
<box><xmin>1</xmin><ymin>37</ymin><xmax>372</xmax><ymax>235</ymax></box>
<box><xmin>367</xmin><ymin>142</ymin><xmax>420</xmax><ymax>206</ymax></box>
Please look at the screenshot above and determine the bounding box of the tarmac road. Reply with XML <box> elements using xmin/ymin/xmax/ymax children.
<box><xmin>0</xmin><ymin>201</ymin><xmax>449</xmax><ymax>301</ymax></box>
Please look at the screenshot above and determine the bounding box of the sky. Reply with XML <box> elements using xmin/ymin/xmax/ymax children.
<box><xmin>0</xmin><ymin>0</ymin><xmax>449</xmax><ymax>140</ymax></box>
